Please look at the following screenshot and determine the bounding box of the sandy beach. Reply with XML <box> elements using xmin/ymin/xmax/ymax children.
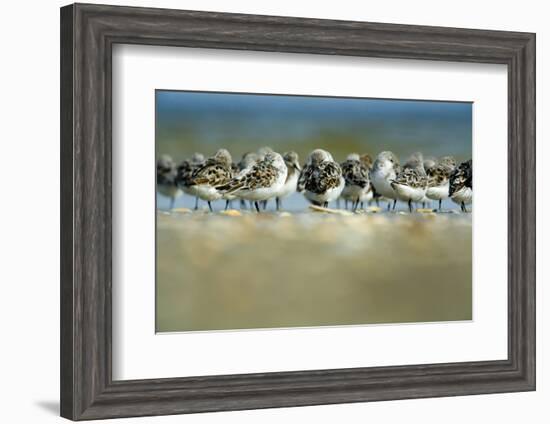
<box><xmin>156</xmin><ymin>209</ymin><xmax>472</xmax><ymax>332</ymax></box>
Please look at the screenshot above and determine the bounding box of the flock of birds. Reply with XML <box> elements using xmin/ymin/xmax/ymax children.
<box><xmin>157</xmin><ymin>147</ymin><xmax>473</xmax><ymax>213</ymax></box>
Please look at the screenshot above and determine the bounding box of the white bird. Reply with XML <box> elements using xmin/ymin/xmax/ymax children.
<box><xmin>176</xmin><ymin>152</ymin><xmax>205</xmax><ymax>210</ymax></box>
<box><xmin>218</xmin><ymin>152</ymin><xmax>288</xmax><ymax>213</ymax></box>
<box><xmin>425</xmin><ymin>156</ymin><xmax>457</xmax><ymax>211</ymax></box>
<box><xmin>297</xmin><ymin>149</ymin><xmax>345</xmax><ymax>208</ymax></box>
<box><xmin>157</xmin><ymin>154</ymin><xmax>182</xmax><ymax>210</ymax></box>
<box><xmin>449</xmin><ymin>159</ymin><xmax>472</xmax><ymax>212</ymax></box>
<box><xmin>275</xmin><ymin>151</ymin><xmax>301</xmax><ymax>211</ymax></box>
<box><xmin>186</xmin><ymin>149</ymin><xmax>233</xmax><ymax>212</ymax></box>
<box><xmin>390</xmin><ymin>152</ymin><xmax>428</xmax><ymax>213</ymax></box>
<box><xmin>340</xmin><ymin>153</ymin><xmax>370</xmax><ymax>212</ymax></box>
<box><xmin>358</xmin><ymin>154</ymin><xmax>375</xmax><ymax>208</ymax></box>
<box><xmin>370</xmin><ymin>151</ymin><xmax>401</xmax><ymax>211</ymax></box>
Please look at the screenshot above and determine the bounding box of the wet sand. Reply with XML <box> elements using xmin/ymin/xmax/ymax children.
<box><xmin>156</xmin><ymin>209</ymin><xmax>472</xmax><ymax>332</ymax></box>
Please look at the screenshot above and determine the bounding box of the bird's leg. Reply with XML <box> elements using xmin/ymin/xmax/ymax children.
<box><xmin>336</xmin><ymin>198</ymin><xmax>341</xmax><ymax>209</ymax></box>
<box><xmin>208</xmin><ymin>201</ymin><xmax>213</xmax><ymax>212</ymax></box>
<box><xmin>240</xmin><ymin>199</ymin><xmax>246</xmax><ymax>210</ymax></box>
<box><xmin>345</xmin><ymin>200</ymin><xmax>348</xmax><ymax>210</ymax></box>
<box><xmin>224</xmin><ymin>200</ymin><xmax>230</xmax><ymax>210</ymax></box>
<box><xmin>461</xmin><ymin>202</ymin><xmax>466</xmax><ymax>213</ymax></box>
<box><xmin>392</xmin><ymin>199</ymin><xmax>397</xmax><ymax>211</ymax></box>
<box><xmin>262</xmin><ymin>200</ymin><xmax>268</xmax><ymax>210</ymax></box>
<box><xmin>169</xmin><ymin>197</ymin><xmax>175</xmax><ymax>211</ymax></box>
<box><xmin>408</xmin><ymin>199</ymin><xmax>413</xmax><ymax>213</ymax></box>
<box><xmin>438</xmin><ymin>199</ymin><xmax>442</xmax><ymax>211</ymax></box>
<box><xmin>255</xmin><ymin>201</ymin><xmax>261</xmax><ymax>213</ymax></box>
<box><xmin>276</xmin><ymin>197</ymin><xmax>281</xmax><ymax>211</ymax></box>
<box><xmin>387</xmin><ymin>201</ymin><xmax>391</xmax><ymax>211</ymax></box>
<box><xmin>194</xmin><ymin>196</ymin><xmax>199</xmax><ymax>210</ymax></box>
<box><xmin>324</xmin><ymin>201</ymin><xmax>329</xmax><ymax>208</ymax></box>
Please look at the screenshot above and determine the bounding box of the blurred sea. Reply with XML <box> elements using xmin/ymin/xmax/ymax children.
<box><xmin>156</xmin><ymin>90</ymin><xmax>472</xmax><ymax>166</ymax></box>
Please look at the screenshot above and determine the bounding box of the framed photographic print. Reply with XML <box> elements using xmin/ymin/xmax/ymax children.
<box><xmin>60</xmin><ymin>3</ymin><xmax>536</xmax><ymax>420</ymax></box>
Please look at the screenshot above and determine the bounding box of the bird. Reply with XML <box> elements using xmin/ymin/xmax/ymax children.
<box><xmin>217</xmin><ymin>151</ymin><xmax>288</xmax><ymax>213</ymax></box>
<box><xmin>257</xmin><ymin>146</ymin><xmax>274</xmax><ymax>159</ymax></box>
<box><xmin>186</xmin><ymin>149</ymin><xmax>233</xmax><ymax>212</ymax></box>
<box><xmin>176</xmin><ymin>152</ymin><xmax>205</xmax><ymax>210</ymax></box>
<box><xmin>359</xmin><ymin>153</ymin><xmax>375</xmax><ymax>208</ymax></box>
<box><xmin>256</xmin><ymin>147</ymin><xmax>275</xmax><ymax>209</ymax></box>
<box><xmin>236</xmin><ymin>152</ymin><xmax>259</xmax><ymax>209</ymax></box>
<box><xmin>157</xmin><ymin>154</ymin><xmax>182</xmax><ymax>210</ymax></box>
<box><xmin>390</xmin><ymin>152</ymin><xmax>428</xmax><ymax>213</ymax></box>
<box><xmin>449</xmin><ymin>159</ymin><xmax>472</xmax><ymax>212</ymax></box>
<box><xmin>419</xmin><ymin>156</ymin><xmax>438</xmax><ymax>208</ymax></box>
<box><xmin>222</xmin><ymin>162</ymin><xmax>241</xmax><ymax>210</ymax></box>
<box><xmin>297</xmin><ymin>149</ymin><xmax>345</xmax><ymax>208</ymax></box>
<box><xmin>370</xmin><ymin>151</ymin><xmax>401</xmax><ymax>211</ymax></box>
<box><xmin>275</xmin><ymin>151</ymin><xmax>301</xmax><ymax>211</ymax></box>
<box><xmin>425</xmin><ymin>156</ymin><xmax>457</xmax><ymax>211</ymax></box>
<box><xmin>423</xmin><ymin>156</ymin><xmax>437</xmax><ymax>173</ymax></box>
<box><xmin>340</xmin><ymin>153</ymin><xmax>370</xmax><ymax>212</ymax></box>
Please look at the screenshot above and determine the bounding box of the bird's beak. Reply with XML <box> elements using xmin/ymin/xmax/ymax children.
<box><xmin>294</xmin><ymin>163</ymin><xmax>302</xmax><ymax>172</ymax></box>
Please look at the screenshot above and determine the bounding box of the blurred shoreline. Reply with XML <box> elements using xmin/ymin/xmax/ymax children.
<box><xmin>156</xmin><ymin>210</ymin><xmax>472</xmax><ymax>332</ymax></box>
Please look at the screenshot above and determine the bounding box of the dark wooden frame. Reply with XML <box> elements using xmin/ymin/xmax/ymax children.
<box><xmin>60</xmin><ymin>2</ymin><xmax>536</xmax><ymax>420</ymax></box>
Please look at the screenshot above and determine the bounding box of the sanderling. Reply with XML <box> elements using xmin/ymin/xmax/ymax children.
<box><xmin>256</xmin><ymin>147</ymin><xmax>275</xmax><ymax>209</ymax></box>
<box><xmin>404</xmin><ymin>153</ymin><xmax>434</xmax><ymax>209</ymax></box>
<box><xmin>370</xmin><ymin>151</ymin><xmax>401</xmax><ymax>211</ymax></box>
<box><xmin>176</xmin><ymin>152</ymin><xmax>205</xmax><ymax>210</ymax></box>
<box><xmin>340</xmin><ymin>153</ymin><xmax>370</xmax><ymax>212</ymax></box>
<box><xmin>390</xmin><ymin>152</ymin><xmax>428</xmax><ymax>212</ymax></box>
<box><xmin>236</xmin><ymin>152</ymin><xmax>259</xmax><ymax>209</ymax></box>
<box><xmin>157</xmin><ymin>154</ymin><xmax>182</xmax><ymax>210</ymax></box>
<box><xmin>218</xmin><ymin>151</ymin><xmax>288</xmax><ymax>213</ymax></box>
<box><xmin>221</xmin><ymin>162</ymin><xmax>241</xmax><ymax>210</ymax></box>
<box><xmin>297</xmin><ymin>149</ymin><xmax>345</xmax><ymax>208</ymax></box>
<box><xmin>187</xmin><ymin>149</ymin><xmax>233</xmax><ymax>212</ymax></box>
<box><xmin>449</xmin><ymin>159</ymin><xmax>472</xmax><ymax>212</ymax></box>
<box><xmin>257</xmin><ymin>146</ymin><xmax>274</xmax><ymax>159</ymax></box>
<box><xmin>425</xmin><ymin>156</ymin><xmax>457</xmax><ymax>211</ymax></box>
<box><xmin>421</xmin><ymin>156</ymin><xmax>438</xmax><ymax>207</ymax></box>
<box><xmin>423</xmin><ymin>156</ymin><xmax>437</xmax><ymax>173</ymax></box>
<box><xmin>359</xmin><ymin>154</ymin><xmax>375</xmax><ymax>208</ymax></box>
<box><xmin>275</xmin><ymin>151</ymin><xmax>301</xmax><ymax>211</ymax></box>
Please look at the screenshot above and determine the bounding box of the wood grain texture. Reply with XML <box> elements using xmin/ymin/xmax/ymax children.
<box><xmin>60</xmin><ymin>3</ymin><xmax>536</xmax><ymax>420</ymax></box>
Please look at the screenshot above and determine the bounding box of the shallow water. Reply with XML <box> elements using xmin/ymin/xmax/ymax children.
<box><xmin>156</xmin><ymin>207</ymin><xmax>472</xmax><ymax>332</ymax></box>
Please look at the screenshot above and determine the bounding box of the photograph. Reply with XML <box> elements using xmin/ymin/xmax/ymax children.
<box><xmin>155</xmin><ymin>90</ymin><xmax>473</xmax><ymax>333</ymax></box>
<box><xmin>51</xmin><ymin>1</ymin><xmax>538</xmax><ymax>421</ymax></box>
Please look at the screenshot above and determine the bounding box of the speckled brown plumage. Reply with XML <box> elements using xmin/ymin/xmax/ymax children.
<box><xmin>298</xmin><ymin>161</ymin><xmax>343</xmax><ymax>195</ymax></box>
<box><xmin>427</xmin><ymin>157</ymin><xmax>456</xmax><ymax>188</ymax></box>
<box><xmin>341</xmin><ymin>158</ymin><xmax>369</xmax><ymax>189</ymax></box>
<box><xmin>449</xmin><ymin>159</ymin><xmax>472</xmax><ymax>196</ymax></box>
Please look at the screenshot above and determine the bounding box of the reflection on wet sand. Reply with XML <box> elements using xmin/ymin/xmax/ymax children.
<box><xmin>156</xmin><ymin>210</ymin><xmax>472</xmax><ymax>332</ymax></box>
